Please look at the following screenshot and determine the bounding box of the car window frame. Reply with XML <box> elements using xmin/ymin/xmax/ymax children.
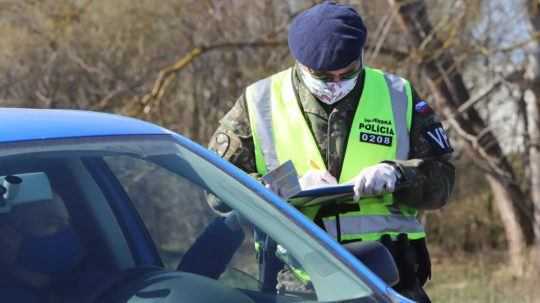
<box><xmin>82</xmin><ymin>156</ymin><xmax>163</xmax><ymax>267</ymax></box>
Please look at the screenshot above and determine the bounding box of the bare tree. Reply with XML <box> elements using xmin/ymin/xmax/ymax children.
<box><xmin>388</xmin><ymin>0</ymin><xmax>534</xmax><ymax>273</ymax></box>
<box><xmin>523</xmin><ymin>0</ymin><xmax>540</xmax><ymax>265</ymax></box>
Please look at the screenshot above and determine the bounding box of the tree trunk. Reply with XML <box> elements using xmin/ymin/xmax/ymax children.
<box><xmin>524</xmin><ymin>83</ymin><xmax>540</xmax><ymax>244</ymax></box>
<box><xmin>525</xmin><ymin>0</ymin><xmax>540</xmax><ymax>265</ymax></box>
<box><xmin>486</xmin><ymin>175</ymin><xmax>526</xmax><ymax>273</ymax></box>
<box><xmin>525</xmin><ymin>87</ymin><xmax>540</xmax><ymax>266</ymax></box>
<box><xmin>388</xmin><ymin>0</ymin><xmax>534</xmax><ymax>272</ymax></box>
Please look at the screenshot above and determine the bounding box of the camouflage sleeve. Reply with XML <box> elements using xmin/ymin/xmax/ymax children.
<box><xmin>206</xmin><ymin>93</ymin><xmax>260</xmax><ymax>215</ymax></box>
<box><xmin>208</xmin><ymin>93</ymin><xmax>258</xmax><ymax>176</ymax></box>
<box><xmin>390</xmin><ymin>88</ymin><xmax>455</xmax><ymax>210</ymax></box>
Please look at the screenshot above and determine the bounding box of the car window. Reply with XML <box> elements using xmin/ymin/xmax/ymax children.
<box><xmin>104</xmin><ymin>156</ymin><xmax>209</xmax><ymax>266</ymax></box>
<box><xmin>104</xmin><ymin>155</ymin><xmax>254</xmax><ymax>267</ymax></box>
<box><xmin>0</xmin><ymin>136</ymin><xmax>376</xmax><ymax>302</ymax></box>
<box><xmin>103</xmin><ymin>155</ymin><xmax>265</xmax><ymax>291</ymax></box>
<box><xmin>0</xmin><ymin>161</ymin><xmax>125</xmax><ymax>302</ymax></box>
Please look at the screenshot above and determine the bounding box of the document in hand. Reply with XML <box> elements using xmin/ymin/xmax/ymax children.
<box><xmin>260</xmin><ymin>160</ymin><xmax>302</xmax><ymax>199</ymax></box>
<box><xmin>260</xmin><ymin>160</ymin><xmax>356</xmax><ymax>208</ymax></box>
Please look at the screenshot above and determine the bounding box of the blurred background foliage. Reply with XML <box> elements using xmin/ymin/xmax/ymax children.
<box><xmin>2</xmin><ymin>0</ymin><xmax>540</xmax><ymax>301</ymax></box>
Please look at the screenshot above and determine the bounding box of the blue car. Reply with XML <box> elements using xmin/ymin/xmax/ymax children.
<box><xmin>0</xmin><ymin>108</ymin><xmax>414</xmax><ymax>303</ymax></box>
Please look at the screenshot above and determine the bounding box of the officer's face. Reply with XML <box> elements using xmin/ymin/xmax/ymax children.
<box><xmin>303</xmin><ymin>54</ymin><xmax>363</xmax><ymax>83</ymax></box>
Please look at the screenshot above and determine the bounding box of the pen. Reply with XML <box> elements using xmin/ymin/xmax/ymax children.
<box><xmin>308</xmin><ymin>160</ymin><xmax>337</xmax><ymax>186</ymax></box>
<box><xmin>309</xmin><ymin>160</ymin><xmax>321</xmax><ymax>170</ymax></box>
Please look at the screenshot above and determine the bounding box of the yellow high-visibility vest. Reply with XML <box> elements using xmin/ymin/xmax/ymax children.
<box><xmin>246</xmin><ymin>67</ymin><xmax>425</xmax><ymax>242</ymax></box>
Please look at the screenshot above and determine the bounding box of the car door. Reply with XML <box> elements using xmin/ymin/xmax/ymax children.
<box><xmin>0</xmin><ymin>134</ymin><xmax>407</xmax><ymax>303</ymax></box>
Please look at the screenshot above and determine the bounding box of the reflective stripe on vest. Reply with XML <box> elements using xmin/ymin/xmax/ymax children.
<box><xmin>246</xmin><ymin>67</ymin><xmax>425</xmax><ymax>240</ymax></box>
<box><xmin>322</xmin><ymin>214</ymin><xmax>425</xmax><ymax>240</ymax></box>
<box><xmin>245</xmin><ymin>78</ymin><xmax>277</xmax><ymax>175</ymax></box>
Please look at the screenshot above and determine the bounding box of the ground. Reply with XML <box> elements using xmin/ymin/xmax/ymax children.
<box><xmin>427</xmin><ymin>249</ymin><xmax>539</xmax><ymax>303</ymax></box>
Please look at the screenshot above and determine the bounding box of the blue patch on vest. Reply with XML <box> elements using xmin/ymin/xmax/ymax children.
<box><xmin>423</xmin><ymin>123</ymin><xmax>453</xmax><ymax>154</ymax></box>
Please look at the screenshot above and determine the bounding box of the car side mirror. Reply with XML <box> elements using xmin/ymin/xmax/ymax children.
<box><xmin>343</xmin><ymin>241</ymin><xmax>399</xmax><ymax>286</ymax></box>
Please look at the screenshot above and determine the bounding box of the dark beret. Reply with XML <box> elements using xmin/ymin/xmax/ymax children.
<box><xmin>288</xmin><ymin>1</ymin><xmax>367</xmax><ymax>71</ymax></box>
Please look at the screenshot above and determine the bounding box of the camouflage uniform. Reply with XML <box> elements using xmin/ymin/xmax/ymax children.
<box><xmin>208</xmin><ymin>65</ymin><xmax>455</xmax><ymax>296</ymax></box>
<box><xmin>209</xmin><ymin>65</ymin><xmax>454</xmax><ymax>206</ymax></box>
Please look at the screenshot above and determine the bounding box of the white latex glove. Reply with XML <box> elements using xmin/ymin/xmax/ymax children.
<box><xmin>353</xmin><ymin>163</ymin><xmax>400</xmax><ymax>201</ymax></box>
<box><xmin>299</xmin><ymin>170</ymin><xmax>338</xmax><ymax>190</ymax></box>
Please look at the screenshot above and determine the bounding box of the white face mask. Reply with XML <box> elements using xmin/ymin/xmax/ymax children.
<box><xmin>299</xmin><ymin>66</ymin><xmax>359</xmax><ymax>105</ymax></box>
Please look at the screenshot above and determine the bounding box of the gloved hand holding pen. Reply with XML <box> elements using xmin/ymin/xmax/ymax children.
<box><xmin>298</xmin><ymin>160</ymin><xmax>338</xmax><ymax>190</ymax></box>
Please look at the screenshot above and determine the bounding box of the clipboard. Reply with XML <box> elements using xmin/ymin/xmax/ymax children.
<box><xmin>287</xmin><ymin>182</ymin><xmax>411</xmax><ymax>208</ymax></box>
<box><xmin>287</xmin><ymin>184</ymin><xmax>355</xmax><ymax>208</ymax></box>
<box><xmin>261</xmin><ymin>160</ymin><xmax>409</xmax><ymax>208</ymax></box>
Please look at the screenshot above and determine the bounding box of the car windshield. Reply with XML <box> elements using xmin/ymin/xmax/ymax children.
<box><xmin>0</xmin><ymin>135</ymin><xmax>378</xmax><ymax>302</ymax></box>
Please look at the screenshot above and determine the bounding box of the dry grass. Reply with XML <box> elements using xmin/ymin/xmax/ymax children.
<box><xmin>426</xmin><ymin>249</ymin><xmax>540</xmax><ymax>303</ymax></box>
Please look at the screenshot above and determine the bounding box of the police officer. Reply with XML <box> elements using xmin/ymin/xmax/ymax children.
<box><xmin>208</xmin><ymin>2</ymin><xmax>454</xmax><ymax>302</ymax></box>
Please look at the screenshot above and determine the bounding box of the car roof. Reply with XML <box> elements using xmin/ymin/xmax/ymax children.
<box><xmin>0</xmin><ymin>108</ymin><xmax>171</xmax><ymax>143</ymax></box>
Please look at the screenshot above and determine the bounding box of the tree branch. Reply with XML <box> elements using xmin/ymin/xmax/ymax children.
<box><xmin>125</xmin><ymin>40</ymin><xmax>288</xmax><ymax>117</ymax></box>
<box><xmin>443</xmin><ymin>78</ymin><xmax>503</xmax><ymax>124</ymax></box>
